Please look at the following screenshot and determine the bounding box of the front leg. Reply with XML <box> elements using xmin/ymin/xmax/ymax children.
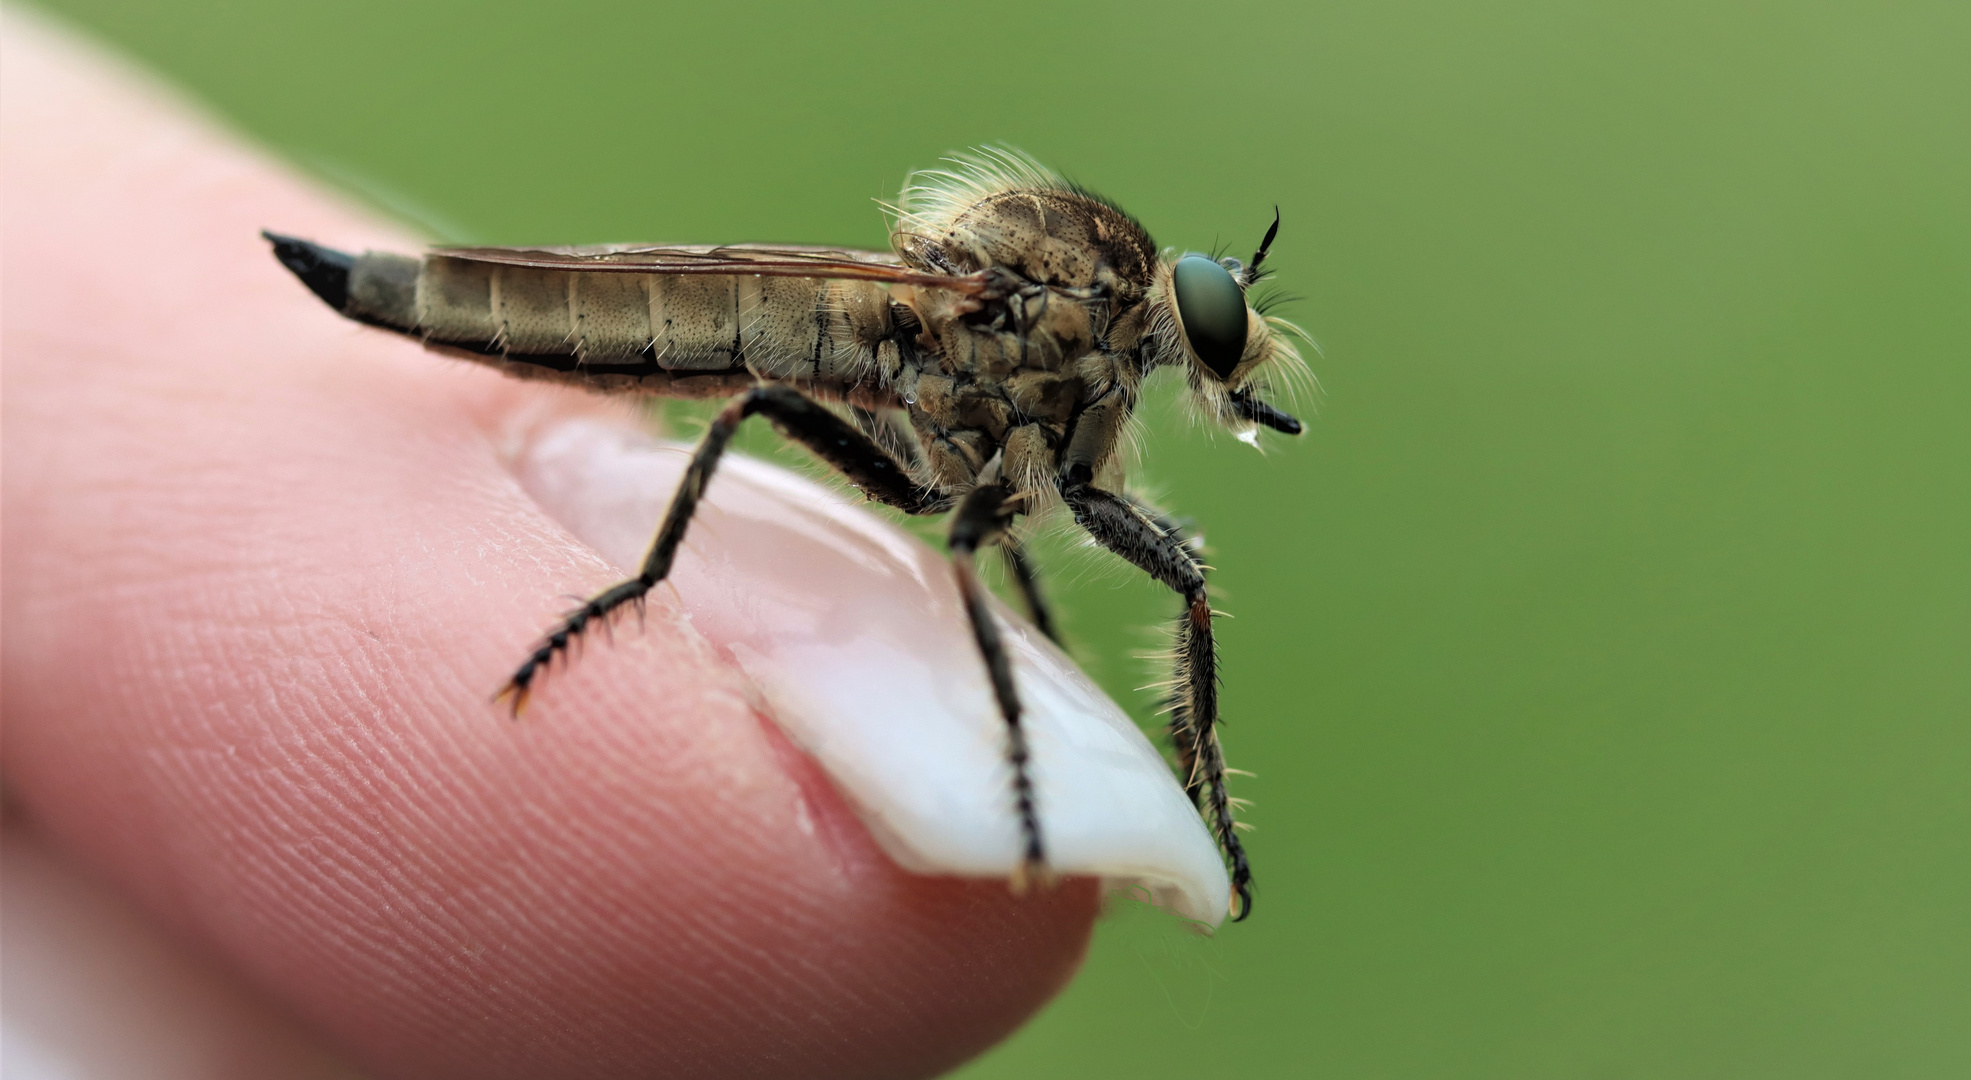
<box><xmin>1060</xmin><ymin>466</ymin><xmax>1254</xmax><ymax>921</ymax></box>
<box><xmin>1116</xmin><ymin>494</ymin><xmax>1207</xmax><ymax>797</ymax></box>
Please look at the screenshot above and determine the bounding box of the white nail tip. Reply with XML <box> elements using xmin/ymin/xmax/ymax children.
<box><xmin>519</xmin><ymin>417</ymin><xmax>1230</xmax><ymax>926</ymax></box>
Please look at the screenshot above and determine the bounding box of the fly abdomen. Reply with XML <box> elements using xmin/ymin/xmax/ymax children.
<box><xmin>732</xmin><ymin>275</ymin><xmax>898</xmax><ymax>382</ymax></box>
<box><xmin>416</xmin><ymin>258</ymin><xmax>741</xmax><ymax>366</ymax></box>
<box><xmin>415</xmin><ymin>257</ymin><xmax>894</xmax><ymax>380</ymax></box>
<box><xmin>266</xmin><ymin>233</ymin><xmax>898</xmax><ymax>396</ymax></box>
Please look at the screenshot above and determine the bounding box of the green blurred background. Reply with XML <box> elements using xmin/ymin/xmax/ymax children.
<box><xmin>35</xmin><ymin>0</ymin><xmax>1969</xmax><ymax>1074</ymax></box>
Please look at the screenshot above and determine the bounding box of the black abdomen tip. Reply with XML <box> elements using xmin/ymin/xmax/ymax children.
<box><xmin>261</xmin><ymin>230</ymin><xmax>355</xmax><ymax>312</ymax></box>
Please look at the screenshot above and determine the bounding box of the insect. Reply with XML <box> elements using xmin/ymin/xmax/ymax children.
<box><xmin>264</xmin><ymin>149</ymin><xmax>1307</xmax><ymax>920</ymax></box>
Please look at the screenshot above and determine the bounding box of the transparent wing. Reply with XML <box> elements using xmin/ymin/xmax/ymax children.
<box><xmin>432</xmin><ymin>242</ymin><xmax>981</xmax><ymax>291</ymax></box>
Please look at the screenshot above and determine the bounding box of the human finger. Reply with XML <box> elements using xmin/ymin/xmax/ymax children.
<box><xmin>2</xmin><ymin>17</ymin><xmax>1106</xmax><ymax>1080</ymax></box>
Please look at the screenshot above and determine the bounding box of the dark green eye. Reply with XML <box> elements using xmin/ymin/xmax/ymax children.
<box><xmin>1172</xmin><ymin>254</ymin><xmax>1249</xmax><ymax>379</ymax></box>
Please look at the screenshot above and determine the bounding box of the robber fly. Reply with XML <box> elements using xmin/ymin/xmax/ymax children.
<box><xmin>264</xmin><ymin>148</ymin><xmax>1308</xmax><ymax>920</ymax></box>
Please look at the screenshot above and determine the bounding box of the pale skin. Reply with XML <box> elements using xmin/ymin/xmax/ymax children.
<box><xmin>0</xmin><ymin>16</ymin><xmax>1098</xmax><ymax>1080</ymax></box>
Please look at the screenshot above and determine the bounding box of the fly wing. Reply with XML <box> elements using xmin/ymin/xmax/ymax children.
<box><xmin>431</xmin><ymin>242</ymin><xmax>982</xmax><ymax>292</ymax></box>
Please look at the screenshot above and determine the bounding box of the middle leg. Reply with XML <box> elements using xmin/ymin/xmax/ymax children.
<box><xmin>947</xmin><ymin>482</ymin><xmax>1049</xmax><ymax>889</ymax></box>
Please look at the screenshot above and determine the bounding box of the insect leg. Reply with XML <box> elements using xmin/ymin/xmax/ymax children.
<box><xmin>500</xmin><ymin>384</ymin><xmax>945</xmax><ymax>711</ymax></box>
<box><xmin>1059</xmin><ymin>466</ymin><xmax>1254</xmax><ymax>921</ymax></box>
<box><xmin>948</xmin><ymin>483</ymin><xmax>1049</xmax><ymax>890</ymax></box>
<box><xmin>1114</xmin><ymin>495</ymin><xmax>1207</xmax><ymax>801</ymax></box>
<box><xmin>1000</xmin><ymin>542</ymin><xmax>1060</xmax><ymax>645</ymax></box>
<box><xmin>1120</xmin><ymin>494</ymin><xmax>1198</xmax><ymax>555</ymax></box>
<box><xmin>743</xmin><ymin>389</ymin><xmax>953</xmax><ymax>515</ymax></box>
<box><xmin>848</xmin><ymin>404</ymin><xmax>927</xmax><ymax>479</ymax></box>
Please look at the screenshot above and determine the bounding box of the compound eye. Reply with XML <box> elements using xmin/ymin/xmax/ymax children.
<box><xmin>1172</xmin><ymin>254</ymin><xmax>1249</xmax><ymax>379</ymax></box>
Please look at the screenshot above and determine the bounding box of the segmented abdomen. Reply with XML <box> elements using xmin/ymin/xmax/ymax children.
<box><xmin>410</xmin><ymin>256</ymin><xmax>895</xmax><ymax>381</ymax></box>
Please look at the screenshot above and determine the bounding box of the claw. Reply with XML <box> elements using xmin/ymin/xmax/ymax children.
<box><xmin>494</xmin><ymin>679</ymin><xmax>532</xmax><ymax>719</ymax></box>
<box><xmin>1229</xmin><ymin>881</ymin><xmax>1254</xmax><ymax>922</ymax></box>
<box><xmin>1008</xmin><ymin>858</ymin><xmax>1057</xmax><ymax>897</ymax></box>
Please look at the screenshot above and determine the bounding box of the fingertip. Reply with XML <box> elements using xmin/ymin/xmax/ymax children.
<box><xmin>517</xmin><ymin>415</ymin><xmax>1233</xmax><ymax>924</ymax></box>
<box><xmin>6</xmin><ymin>18</ymin><xmax>1119</xmax><ymax>1078</ymax></box>
<box><xmin>727</xmin><ymin>724</ymin><xmax>1102</xmax><ymax>1076</ymax></box>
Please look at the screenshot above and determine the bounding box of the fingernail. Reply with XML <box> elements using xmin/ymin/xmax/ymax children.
<box><xmin>513</xmin><ymin>414</ymin><xmax>1231</xmax><ymax>925</ymax></box>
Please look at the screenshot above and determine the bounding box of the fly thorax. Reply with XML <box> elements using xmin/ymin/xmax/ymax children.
<box><xmin>897</xmin><ymin>186</ymin><xmax>1158</xmax><ymax>382</ymax></box>
<box><xmin>915</xmin><ymin>189</ymin><xmax>1157</xmax><ymax>291</ymax></box>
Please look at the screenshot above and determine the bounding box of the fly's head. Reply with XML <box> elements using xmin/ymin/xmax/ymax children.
<box><xmin>1148</xmin><ymin>210</ymin><xmax>1311</xmax><ymax>440</ymax></box>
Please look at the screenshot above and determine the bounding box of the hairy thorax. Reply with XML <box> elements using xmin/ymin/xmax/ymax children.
<box><xmin>893</xmin><ymin>189</ymin><xmax>1159</xmax><ymax>494</ymax></box>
